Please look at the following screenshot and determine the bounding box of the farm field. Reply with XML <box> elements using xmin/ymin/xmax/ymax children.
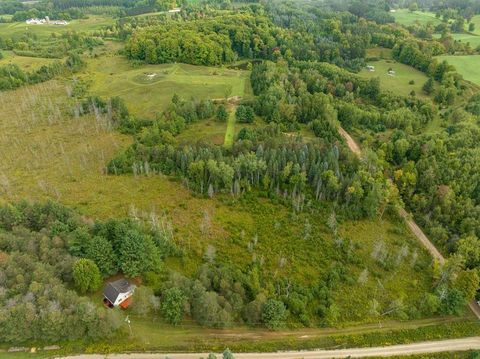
<box><xmin>0</xmin><ymin>80</ymin><xmax>442</xmax><ymax>326</ymax></box>
<box><xmin>0</xmin><ymin>50</ymin><xmax>59</xmax><ymax>70</ymax></box>
<box><xmin>436</xmin><ymin>55</ymin><xmax>480</xmax><ymax>85</ymax></box>
<box><xmin>85</xmin><ymin>55</ymin><xmax>251</xmax><ymax>118</ymax></box>
<box><xmin>359</xmin><ymin>60</ymin><xmax>430</xmax><ymax>99</ymax></box>
<box><xmin>0</xmin><ymin>15</ymin><xmax>114</xmax><ymax>39</ymax></box>
<box><xmin>391</xmin><ymin>9</ymin><xmax>442</xmax><ymax>26</ymax></box>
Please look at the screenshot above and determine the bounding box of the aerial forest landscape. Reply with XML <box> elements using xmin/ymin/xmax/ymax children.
<box><xmin>0</xmin><ymin>0</ymin><xmax>479</xmax><ymax>358</ymax></box>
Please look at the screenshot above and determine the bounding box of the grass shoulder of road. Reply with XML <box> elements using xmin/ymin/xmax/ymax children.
<box><xmin>362</xmin><ymin>350</ymin><xmax>479</xmax><ymax>359</ymax></box>
<box><xmin>0</xmin><ymin>317</ymin><xmax>478</xmax><ymax>358</ymax></box>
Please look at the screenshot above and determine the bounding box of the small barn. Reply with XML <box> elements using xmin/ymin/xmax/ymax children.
<box><xmin>103</xmin><ymin>278</ymin><xmax>135</xmax><ymax>309</ymax></box>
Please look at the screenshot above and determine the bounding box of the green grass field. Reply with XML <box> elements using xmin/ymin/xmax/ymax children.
<box><xmin>0</xmin><ymin>15</ymin><xmax>114</xmax><ymax>39</ymax></box>
<box><xmin>85</xmin><ymin>55</ymin><xmax>250</xmax><ymax>118</ymax></box>
<box><xmin>0</xmin><ymin>50</ymin><xmax>60</xmax><ymax>70</ymax></box>
<box><xmin>359</xmin><ymin>60</ymin><xmax>430</xmax><ymax>99</ymax></box>
<box><xmin>436</xmin><ymin>55</ymin><xmax>480</xmax><ymax>85</ymax></box>
<box><xmin>450</xmin><ymin>33</ymin><xmax>480</xmax><ymax>49</ymax></box>
<box><xmin>467</xmin><ymin>15</ymin><xmax>480</xmax><ymax>36</ymax></box>
<box><xmin>391</xmin><ymin>9</ymin><xmax>442</xmax><ymax>27</ymax></box>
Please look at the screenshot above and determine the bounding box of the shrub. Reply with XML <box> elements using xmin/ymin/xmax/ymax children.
<box><xmin>160</xmin><ymin>287</ymin><xmax>187</xmax><ymax>325</ymax></box>
<box><xmin>217</xmin><ymin>104</ymin><xmax>229</xmax><ymax>122</ymax></box>
<box><xmin>235</xmin><ymin>105</ymin><xmax>254</xmax><ymax>123</ymax></box>
<box><xmin>73</xmin><ymin>258</ymin><xmax>102</xmax><ymax>294</ymax></box>
<box><xmin>261</xmin><ymin>299</ymin><xmax>287</xmax><ymax>330</ymax></box>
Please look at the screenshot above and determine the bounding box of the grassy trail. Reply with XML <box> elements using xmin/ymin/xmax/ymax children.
<box><xmin>224</xmin><ymin>105</ymin><xmax>237</xmax><ymax>148</ymax></box>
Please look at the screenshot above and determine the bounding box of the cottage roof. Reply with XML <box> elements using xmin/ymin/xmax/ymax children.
<box><xmin>103</xmin><ymin>278</ymin><xmax>134</xmax><ymax>303</ymax></box>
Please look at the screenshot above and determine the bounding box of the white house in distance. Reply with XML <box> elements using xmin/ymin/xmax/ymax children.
<box><xmin>103</xmin><ymin>278</ymin><xmax>136</xmax><ymax>309</ymax></box>
<box><xmin>168</xmin><ymin>7</ymin><xmax>181</xmax><ymax>13</ymax></box>
<box><xmin>366</xmin><ymin>65</ymin><xmax>375</xmax><ymax>72</ymax></box>
<box><xmin>26</xmin><ymin>17</ymin><xmax>68</xmax><ymax>25</ymax></box>
<box><xmin>26</xmin><ymin>18</ymin><xmax>46</xmax><ymax>25</ymax></box>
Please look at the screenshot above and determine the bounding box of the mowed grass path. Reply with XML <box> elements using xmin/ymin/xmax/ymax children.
<box><xmin>392</xmin><ymin>9</ymin><xmax>442</xmax><ymax>26</ymax></box>
<box><xmin>0</xmin><ymin>15</ymin><xmax>114</xmax><ymax>39</ymax></box>
<box><xmin>359</xmin><ymin>59</ymin><xmax>430</xmax><ymax>99</ymax></box>
<box><xmin>437</xmin><ymin>55</ymin><xmax>480</xmax><ymax>85</ymax></box>
<box><xmin>86</xmin><ymin>55</ymin><xmax>250</xmax><ymax>118</ymax></box>
<box><xmin>224</xmin><ymin>105</ymin><xmax>236</xmax><ymax>148</ymax></box>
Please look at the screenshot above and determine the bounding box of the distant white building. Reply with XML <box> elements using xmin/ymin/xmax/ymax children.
<box><xmin>26</xmin><ymin>17</ymin><xmax>68</xmax><ymax>25</ymax></box>
<box><xmin>168</xmin><ymin>7</ymin><xmax>181</xmax><ymax>13</ymax></box>
<box><xmin>366</xmin><ymin>65</ymin><xmax>375</xmax><ymax>72</ymax></box>
<box><xmin>51</xmin><ymin>20</ymin><xmax>68</xmax><ymax>25</ymax></box>
<box><xmin>26</xmin><ymin>18</ymin><xmax>46</xmax><ymax>25</ymax></box>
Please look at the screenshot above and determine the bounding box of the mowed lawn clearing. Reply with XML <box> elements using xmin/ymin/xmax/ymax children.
<box><xmin>436</xmin><ymin>55</ymin><xmax>480</xmax><ymax>85</ymax></box>
<box><xmin>0</xmin><ymin>15</ymin><xmax>114</xmax><ymax>39</ymax></box>
<box><xmin>392</xmin><ymin>9</ymin><xmax>442</xmax><ymax>26</ymax></box>
<box><xmin>85</xmin><ymin>55</ymin><xmax>250</xmax><ymax>118</ymax></box>
<box><xmin>224</xmin><ymin>105</ymin><xmax>236</xmax><ymax>148</ymax></box>
<box><xmin>359</xmin><ymin>60</ymin><xmax>430</xmax><ymax>99</ymax></box>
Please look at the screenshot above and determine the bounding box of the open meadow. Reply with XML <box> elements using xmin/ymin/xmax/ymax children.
<box><xmin>359</xmin><ymin>59</ymin><xmax>430</xmax><ymax>99</ymax></box>
<box><xmin>85</xmin><ymin>55</ymin><xmax>251</xmax><ymax>118</ymax></box>
<box><xmin>391</xmin><ymin>9</ymin><xmax>442</xmax><ymax>27</ymax></box>
<box><xmin>437</xmin><ymin>55</ymin><xmax>480</xmax><ymax>85</ymax></box>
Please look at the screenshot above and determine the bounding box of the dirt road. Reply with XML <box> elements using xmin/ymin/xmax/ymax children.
<box><xmin>339</xmin><ymin>127</ymin><xmax>361</xmax><ymax>155</ymax></box>
<box><xmin>338</xmin><ymin>127</ymin><xmax>480</xmax><ymax>320</ymax></box>
<box><xmin>58</xmin><ymin>337</ymin><xmax>480</xmax><ymax>359</ymax></box>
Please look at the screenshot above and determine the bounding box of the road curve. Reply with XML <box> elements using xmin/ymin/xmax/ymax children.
<box><xmin>58</xmin><ymin>337</ymin><xmax>480</xmax><ymax>359</ymax></box>
<box><xmin>338</xmin><ymin>127</ymin><xmax>480</xmax><ymax>321</ymax></box>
